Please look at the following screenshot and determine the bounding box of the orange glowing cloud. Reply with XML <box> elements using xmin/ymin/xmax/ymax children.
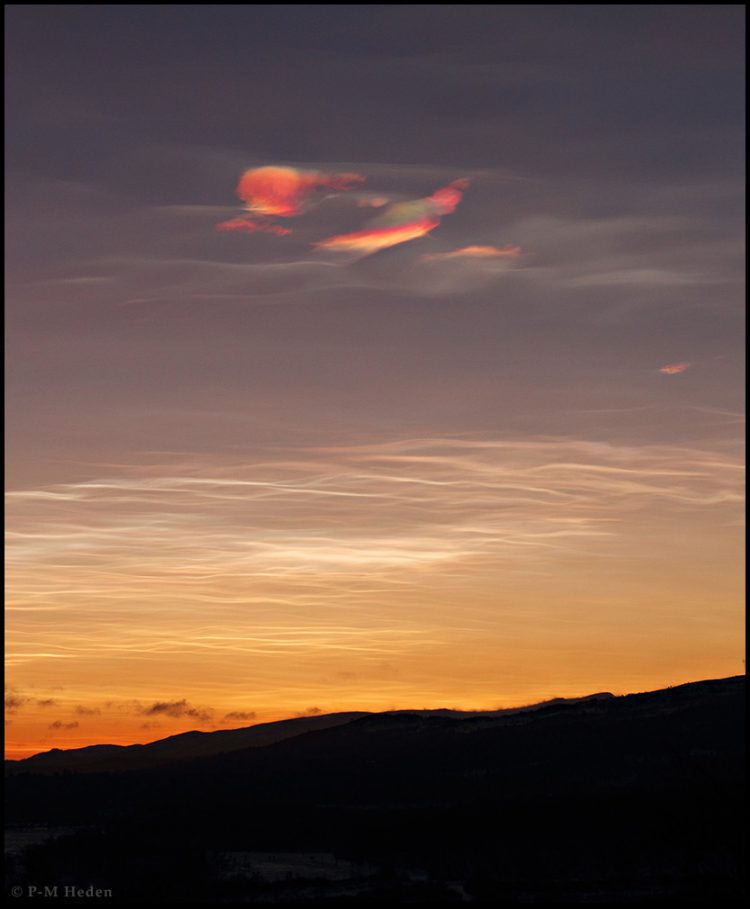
<box><xmin>235</xmin><ymin>166</ymin><xmax>364</xmax><ymax>218</ymax></box>
<box><xmin>216</xmin><ymin>165</ymin><xmax>364</xmax><ymax>238</ymax></box>
<box><xmin>315</xmin><ymin>179</ymin><xmax>469</xmax><ymax>256</ymax></box>
<box><xmin>315</xmin><ymin>217</ymin><xmax>441</xmax><ymax>254</ymax></box>
<box><xmin>659</xmin><ymin>363</ymin><xmax>691</xmax><ymax>374</ymax></box>
<box><xmin>215</xmin><ymin>217</ymin><xmax>292</xmax><ymax>236</ymax></box>
<box><xmin>421</xmin><ymin>244</ymin><xmax>522</xmax><ymax>262</ymax></box>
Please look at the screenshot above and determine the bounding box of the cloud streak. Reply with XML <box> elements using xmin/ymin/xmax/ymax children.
<box><xmin>314</xmin><ymin>179</ymin><xmax>469</xmax><ymax>256</ymax></box>
<box><xmin>6</xmin><ymin>436</ymin><xmax>741</xmax><ymax>686</ymax></box>
<box><xmin>215</xmin><ymin>217</ymin><xmax>292</xmax><ymax>236</ymax></box>
<box><xmin>421</xmin><ymin>244</ymin><xmax>522</xmax><ymax>262</ymax></box>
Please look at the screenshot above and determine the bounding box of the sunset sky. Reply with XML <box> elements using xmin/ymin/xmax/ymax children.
<box><xmin>5</xmin><ymin>5</ymin><xmax>744</xmax><ymax>759</ymax></box>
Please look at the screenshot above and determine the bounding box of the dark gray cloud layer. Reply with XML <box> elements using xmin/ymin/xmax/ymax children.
<box><xmin>6</xmin><ymin>6</ymin><xmax>744</xmax><ymax>185</ymax></box>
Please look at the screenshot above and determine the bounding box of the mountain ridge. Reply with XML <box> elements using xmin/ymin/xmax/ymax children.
<box><xmin>6</xmin><ymin>676</ymin><xmax>742</xmax><ymax>775</ymax></box>
<box><xmin>5</xmin><ymin>674</ymin><xmax>744</xmax><ymax>903</ymax></box>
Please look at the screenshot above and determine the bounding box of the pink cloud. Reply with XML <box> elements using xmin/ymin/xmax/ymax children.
<box><xmin>659</xmin><ymin>363</ymin><xmax>691</xmax><ymax>374</ymax></box>
<box><xmin>216</xmin><ymin>165</ymin><xmax>364</xmax><ymax>238</ymax></box>
<box><xmin>215</xmin><ymin>217</ymin><xmax>292</xmax><ymax>236</ymax></box>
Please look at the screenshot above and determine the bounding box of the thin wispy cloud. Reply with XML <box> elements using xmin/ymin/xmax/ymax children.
<box><xmin>421</xmin><ymin>244</ymin><xmax>522</xmax><ymax>262</ymax></box>
<box><xmin>216</xmin><ymin>217</ymin><xmax>292</xmax><ymax>237</ymax></box>
<box><xmin>659</xmin><ymin>362</ymin><xmax>691</xmax><ymax>374</ymax></box>
<box><xmin>7</xmin><ymin>436</ymin><xmax>742</xmax><ymax>703</ymax></box>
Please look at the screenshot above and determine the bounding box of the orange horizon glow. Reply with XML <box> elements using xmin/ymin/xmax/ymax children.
<box><xmin>6</xmin><ymin>669</ymin><xmax>744</xmax><ymax>761</ymax></box>
<box><xmin>5</xmin><ymin>436</ymin><xmax>744</xmax><ymax>760</ymax></box>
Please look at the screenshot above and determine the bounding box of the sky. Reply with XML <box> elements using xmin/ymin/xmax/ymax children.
<box><xmin>5</xmin><ymin>5</ymin><xmax>745</xmax><ymax>758</ymax></box>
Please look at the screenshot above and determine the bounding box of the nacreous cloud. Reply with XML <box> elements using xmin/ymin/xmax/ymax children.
<box><xmin>216</xmin><ymin>165</ymin><xmax>364</xmax><ymax>235</ymax></box>
<box><xmin>421</xmin><ymin>244</ymin><xmax>522</xmax><ymax>262</ymax></box>
<box><xmin>215</xmin><ymin>217</ymin><xmax>292</xmax><ymax>237</ymax></box>
<box><xmin>314</xmin><ymin>179</ymin><xmax>469</xmax><ymax>257</ymax></box>
<box><xmin>659</xmin><ymin>363</ymin><xmax>691</xmax><ymax>374</ymax></box>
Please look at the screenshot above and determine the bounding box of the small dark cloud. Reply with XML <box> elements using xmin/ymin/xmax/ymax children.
<box><xmin>296</xmin><ymin>706</ymin><xmax>323</xmax><ymax>717</ymax></box>
<box><xmin>5</xmin><ymin>689</ymin><xmax>28</xmax><ymax>712</ymax></box>
<box><xmin>48</xmin><ymin>720</ymin><xmax>79</xmax><ymax>730</ymax></box>
<box><xmin>74</xmin><ymin>705</ymin><xmax>101</xmax><ymax>715</ymax></box>
<box><xmin>140</xmin><ymin>721</ymin><xmax>162</xmax><ymax>730</ymax></box>
<box><xmin>138</xmin><ymin>699</ymin><xmax>214</xmax><ymax>723</ymax></box>
<box><xmin>5</xmin><ymin>690</ymin><xmax>61</xmax><ymax>711</ymax></box>
<box><xmin>222</xmin><ymin>711</ymin><xmax>257</xmax><ymax>722</ymax></box>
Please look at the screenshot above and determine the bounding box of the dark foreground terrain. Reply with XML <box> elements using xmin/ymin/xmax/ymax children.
<box><xmin>5</xmin><ymin>676</ymin><xmax>745</xmax><ymax>904</ymax></box>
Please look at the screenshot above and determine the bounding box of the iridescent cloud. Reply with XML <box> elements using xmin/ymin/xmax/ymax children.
<box><xmin>357</xmin><ymin>196</ymin><xmax>390</xmax><ymax>208</ymax></box>
<box><xmin>659</xmin><ymin>363</ymin><xmax>691</xmax><ymax>374</ymax></box>
<box><xmin>236</xmin><ymin>165</ymin><xmax>364</xmax><ymax>218</ymax></box>
<box><xmin>215</xmin><ymin>217</ymin><xmax>292</xmax><ymax>236</ymax></box>
<box><xmin>216</xmin><ymin>165</ymin><xmax>364</xmax><ymax>237</ymax></box>
<box><xmin>315</xmin><ymin>179</ymin><xmax>469</xmax><ymax>256</ymax></box>
<box><xmin>314</xmin><ymin>218</ymin><xmax>441</xmax><ymax>255</ymax></box>
<box><xmin>421</xmin><ymin>244</ymin><xmax>523</xmax><ymax>262</ymax></box>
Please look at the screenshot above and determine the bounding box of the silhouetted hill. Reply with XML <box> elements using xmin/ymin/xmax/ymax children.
<box><xmin>5</xmin><ymin>711</ymin><xmax>368</xmax><ymax>774</ymax></box>
<box><xmin>5</xmin><ymin>692</ymin><xmax>615</xmax><ymax>775</ymax></box>
<box><xmin>5</xmin><ymin>676</ymin><xmax>744</xmax><ymax>904</ymax></box>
